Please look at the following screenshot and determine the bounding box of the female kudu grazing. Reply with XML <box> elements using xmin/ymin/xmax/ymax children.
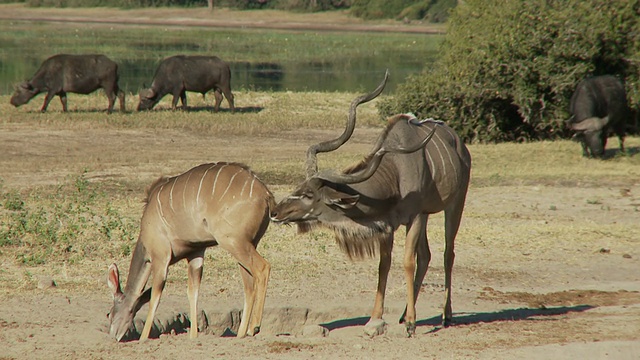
<box><xmin>270</xmin><ymin>72</ymin><xmax>471</xmax><ymax>336</ymax></box>
<box><xmin>107</xmin><ymin>162</ymin><xmax>274</xmax><ymax>342</ymax></box>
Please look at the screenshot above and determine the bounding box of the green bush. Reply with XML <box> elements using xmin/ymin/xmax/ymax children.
<box><xmin>380</xmin><ymin>0</ymin><xmax>640</xmax><ymax>143</ymax></box>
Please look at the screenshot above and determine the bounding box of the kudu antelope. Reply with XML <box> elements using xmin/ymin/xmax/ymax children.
<box><xmin>270</xmin><ymin>72</ymin><xmax>471</xmax><ymax>336</ymax></box>
<box><xmin>107</xmin><ymin>162</ymin><xmax>274</xmax><ymax>342</ymax></box>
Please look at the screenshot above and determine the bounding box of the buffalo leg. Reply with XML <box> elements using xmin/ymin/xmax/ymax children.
<box><xmin>170</xmin><ymin>92</ymin><xmax>181</xmax><ymax>110</ymax></box>
<box><xmin>40</xmin><ymin>92</ymin><xmax>55</xmax><ymax>112</ymax></box>
<box><xmin>117</xmin><ymin>89</ymin><xmax>126</xmax><ymax>112</ymax></box>
<box><xmin>180</xmin><ymin>91</ymin><xmax>188</xmax><ymax>110</ymax></box>
<box><xmin>219</xmin><ymin>85</ymin><xmax>235</xmax><ymax>113</ymax></box>
<box><xmin>59</xmin><ymin>92</ymin><xmax>68</xmax><ymax>112</ymax></box>
<box><xmin>105</xmin><ymin>88</ymin><xmax>116</xmax><ymax>114</ymax></box>
<box><xmin>213</xmin><ymin>90</ymin><xmax>223</xmax><ymax>112</ymax></box>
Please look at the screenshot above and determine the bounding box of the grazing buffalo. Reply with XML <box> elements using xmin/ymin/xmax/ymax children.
<box><xmin>10</xmin><ymin>54</ymin><xmax>125</xmax><ymax>113</ymax></box>
<box><xmin>567</xmin><ymin>75</ymin><xmax>632</xmax><ymax>158</ymax></box>
<box><xmin>137</xmin><ymin>55</ymin><xmax>235</xmax><ymax>112</ymax></box>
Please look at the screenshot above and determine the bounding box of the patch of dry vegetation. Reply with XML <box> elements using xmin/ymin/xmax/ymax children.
<box><xmin>0</xmin><ymin>91</ymin><xmax>639</xmax><ymax>297</ymax></box>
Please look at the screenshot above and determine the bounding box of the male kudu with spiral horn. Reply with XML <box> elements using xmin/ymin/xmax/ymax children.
<box><xmin>107</xmin><ymin>162</ymin><xmax>274</xmax><ymax>342</ymax></box>
<box><xmin>270</xmin><ymin>71</ymin><xmax>471</xmax><ymax>336</ymax></box>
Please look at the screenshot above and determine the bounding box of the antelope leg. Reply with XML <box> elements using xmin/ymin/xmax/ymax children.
<box><xmin>369</xmin><ymin>235</ymin><xmax>393</xmax><ymax>322</ymax></box>
<box><xmin>245</xmin><ymin>249</ymin><xmax>270</xmax><ymax>336</ymax></box>
<box><xmin>139</xmin><ymin>261</ymin><xmax>169</xmax><ymax>342</ymax></box>
<box><xmin>400</xmin><ymin>214</ymin><xmax>430</xmax><ymax>335</ymax></box>
<box><xmin>443</xmin><ymin>203</ymin><xmax>464</xmax><ymax>326</ymax></box>
<box><xmin>187</xmin><ymin>251</ymin><xmax>205</xmax><ymax>339</ymax></box>
<box><xmin>221</xmin><ymin>239</ymin><xmax>262</xmax><ymax>337</ymax></box>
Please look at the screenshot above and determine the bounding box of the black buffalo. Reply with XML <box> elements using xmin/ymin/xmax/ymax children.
<box><xmin>137</xmin><ymin>55</ymin><xmax>235</xmax><ymax>112</ymax></box>
<box><xmin>10</xmin><ymin>54</ymin><xmax>125</xmax><ymax>113</ymax></box>
<box><xmin>567</xmin><ymin>75</ymin><xmax>631</xmax><ymax>158</ymax></box>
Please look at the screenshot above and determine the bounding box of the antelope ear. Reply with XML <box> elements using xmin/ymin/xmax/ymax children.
<box><xmin>107</xmin><ymin>263</ymin><xmax>123</xmax><ymax>297</ymax></box>
<box><xmin>330</xmin><ymin>194</ymin><xmax>360</xmax><ymax>209</ymax></box>
<box><xmin>570</xmin><ymin>116</ymin><xmax>609</xmax><ymax>131</ymax></box>
<box><xmin>320</xmin><ymin>187</ymin><xmax>360</xmax><ymax>209</ymax></box>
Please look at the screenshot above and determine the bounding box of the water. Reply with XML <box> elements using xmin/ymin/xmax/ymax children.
<box><xmin>114</xmin><ymin>57</ymin><xmax>437</xmax><ymax>95</ymax></box>
<box><xmin>0</xmin><ymin>21</ymin><xmax>441</xmax><ymax>95</ymax></box>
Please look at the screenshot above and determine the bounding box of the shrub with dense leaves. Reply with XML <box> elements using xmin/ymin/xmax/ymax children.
<box><xmin>380</xmin><ymin>0</ymin><xmax>640</xmax><ymax>143</ymax></box>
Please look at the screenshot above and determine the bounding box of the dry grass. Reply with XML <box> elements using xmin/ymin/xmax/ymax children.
<box><xmin>1</xmin><ymin>91</ymin><xmax>639</xmax><ymax>297</ymax></box>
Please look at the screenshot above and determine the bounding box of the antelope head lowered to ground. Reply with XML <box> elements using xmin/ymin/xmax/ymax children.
<box><xmin>270</xmin><ymin>72</ymin><xmax>471</xmax><ymax>336</ymax></box>
<box><xmin>107</xmin><ymin>162</ymin><xmax>274</xmax><ymax>342</ymax></box>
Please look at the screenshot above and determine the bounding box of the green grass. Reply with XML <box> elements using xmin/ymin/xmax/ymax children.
<box><xmin>1</xmin><ymin>21</ymin><xmax>437</xmax><ymax>64</ymax></box>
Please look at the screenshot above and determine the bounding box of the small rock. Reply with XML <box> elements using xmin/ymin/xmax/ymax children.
<box><xmin>386</xmin><ymin>323</ymin><xmax>412</xmax><ymax>338</ymax></box>
<box><xmin>37</xmin><ymin>276</ymin><xmax>56</xmax><ymax>289</ymax></box>
<box><xmin>301</xmin><ymin>324</ymin><xmax>329</xmax><ymax>338</ymax></box>
<box><xmin>623</xmin><ymin>253</ymin><xmax>632</xmax><ymax>259</ymax></box>
<box><xmin>363</xmin><ymin>319</ymin><xmax>387</xmax><ymax>338</ymax></box>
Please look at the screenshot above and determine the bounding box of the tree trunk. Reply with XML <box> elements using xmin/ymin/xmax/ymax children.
<box><xmin>208</xmin><ymin>0</ymin><xmax>214</xmax><ymax>12</ymax></box>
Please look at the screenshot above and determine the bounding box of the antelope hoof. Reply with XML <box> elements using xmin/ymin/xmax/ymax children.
<box><xmin>363</xmin><ymin>318</ymin><xmax>387</xmax><ymax>338</ymax></box>
<box><xmin>405</xmin><ymin>322</ymin><xmax>416</xmax><ymax>337</ymax></box>
<box><xmin>443</xmin><ymin>317</ymin><xmax>452</xmax><ymax>328</ymax></box>
<box><xmin>250</xmin><ymin>326</ymin><xmax>261</xmax><ymax>336</ymax></box>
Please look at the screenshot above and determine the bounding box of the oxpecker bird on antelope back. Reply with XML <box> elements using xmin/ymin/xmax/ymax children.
<box><xmin>270</xmin><ymin>71</ymin><xmax>471</xmax><ymax>337</ymax></box>
<box><xmin>567</xmin><ymin>75</ymin><xmax>632</xmax><ymax>158</ymax></box>
<box><xmin>107</xmin><ymin>162</ymin><xmax>273</xmax><ymax>342</ymax></box>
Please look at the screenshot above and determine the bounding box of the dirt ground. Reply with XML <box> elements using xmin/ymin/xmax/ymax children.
<box><xmin>0</xmin><ymin>5</ymin><xmax>639</xmax><ymax>359</ymax></box>
<box><xmin>0</xmin><ymin>121</ymin><xmax>639</xmax><ymax>360</ymax></box>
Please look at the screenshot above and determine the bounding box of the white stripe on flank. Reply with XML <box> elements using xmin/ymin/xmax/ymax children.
<box><xmin>239</xmin><ymin>175</ymin><xmax>250</xmax><ymax>197</ymax></box>
<box><xmin>433</xmin><ymin>128</ymin><xmax>459</xmax><ymax>180</ymax></box>
<box><xmin>169</xmin><ymin>177</ymin><xmax>177</xmax><ymax>213</ymax></box>
<box><xmin>220</xmin><ymin>168</ymin><xmax>243</xmax><ymax>200</ymax></box>
<box><xmin>196</xmin><ymin>164</ymin><xmax>217</xmax><ymax>207</ymax></box>
<box><xmin>431</xmin><ymin>132</ymin><xmax>447</xmax><ymax>177</ymax></box>
<box><xmin>425</xmin><ymin>140</ymin><xmax>436</xmax><ymax>178</ymax></box>
<box><xmin>156</xmin><ymin>183</ymin><xmax>171</xmax><ymax>229</ymax></box>
<box><xmin>211</xmin><ymin>164</ymin><xmax>229</xmax><ymax>198</ymax></box>
<box><xmin>249</xmin><ymin>176</ymin><xmax>256</xmax><ymax>198</ymax></box>
<box><xmin>182</xmin><ymin>170</ymin><xmax>194</xmax><ymax>211</ymax></box>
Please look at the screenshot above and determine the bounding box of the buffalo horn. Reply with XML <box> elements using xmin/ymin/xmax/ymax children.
<box><xmin>570</xmin><ymin>116</ymin><xmax>610</xmax><ymax>132</ymax></box>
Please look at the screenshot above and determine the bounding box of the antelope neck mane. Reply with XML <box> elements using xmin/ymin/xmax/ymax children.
<box><xmin>297</xmin><ymin>219</ymin><xmax>392</xmax><ymax>260</ymax></box>
<box><xmin>144</xmin><ymin>176</ymin><xmax>171</xmax><ymax>207</ymax></box>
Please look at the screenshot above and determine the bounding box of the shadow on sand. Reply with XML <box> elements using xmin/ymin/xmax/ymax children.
<box><xmin>319</xmin><ymin>304</ymin><xmax>594</xmax><ymax>333</ymax></box>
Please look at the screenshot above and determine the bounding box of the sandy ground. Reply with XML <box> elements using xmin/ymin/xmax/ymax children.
<box><xmin>0</xmin><ymin>122</ymin><xmax>639</xmax><ymax>360</ymax></box>
<box><xmin>0</xmin><ymin>5</ymin><xmax>639</xmax><ymax>359</ymax></box>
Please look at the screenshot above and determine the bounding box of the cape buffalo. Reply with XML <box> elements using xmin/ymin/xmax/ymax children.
<box><xmin>10</xmin><ymin>54</ymin><xmax>125</xmax><ymax>113</ymax></box>
<box><xmin>137</xmin><ymin>55</ymin><xmax>235</xmax><ymax>112</ymax></box>
<box><xmin>567</xmin><ymin>75</ymin><xmax>631</xmax><ymax>158</ymax></box>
